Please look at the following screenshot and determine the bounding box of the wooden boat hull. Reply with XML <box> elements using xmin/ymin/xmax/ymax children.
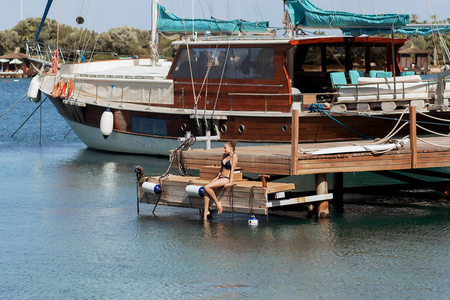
<box><xmin>47</xmin><ymin>95</ymin><xmax>450</xmax><ymax>155</ymax></box>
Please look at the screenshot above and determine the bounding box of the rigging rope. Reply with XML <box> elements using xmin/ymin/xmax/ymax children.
<box><xmin>185</xmin><ymin>38</ymin><xmax>198</xmax><ymax>107</ymax></box>
<box><xmin>425</xmin><ymin>0</ymin><xmax>439</xmax><ymax>67</ymax></box>
<box><xmin>211</xmin><ymin>44</ymin><xmax>231</xmax><ymax>120</ymax></box>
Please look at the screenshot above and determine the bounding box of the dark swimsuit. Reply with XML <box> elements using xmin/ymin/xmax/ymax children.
<box><xmin>219</xmin><ymin>157</ymin><xmax>232</xmax><ymax>179</ymax></box>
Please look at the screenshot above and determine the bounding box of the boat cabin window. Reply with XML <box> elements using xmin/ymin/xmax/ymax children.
<box><xmin>352</xmin><ymin>46</ymin><xmax>365</xmax><ymax>71</ymax></box>
<box><xmin>172</xmin><ymin>47</ymin><xmax>274</xmax><ymax>80</ymax></box>
<box><xmin>131</xmin><ymin>116</ymin><xmax>167</xmax><ymax>136</ymax></box>
<box><xmin>325</xmin><ymin>46</ymin><xmax>346</xmax><ymax>72</ymax></box>
<box><xmin>370</xmin><ymin>46</ymin><xmax>387</xmax><ymax>70</ymax></box>
<box><xmin>300</xmin><ymin>46</ymin><xmax>321</xmax><ymax>71</ymax></box>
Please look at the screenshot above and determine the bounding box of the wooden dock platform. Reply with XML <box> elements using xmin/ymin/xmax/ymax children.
<box><xmin>181</xmin><ymin>136</ymin><xmax>450</xmax><ymax>175</ymax></box>
<box><xmin>138</xmin><ymin>106</ymin><xmax>450</xmax><ymax>218</ymax></box>
<box><xmin>140</xmin><ymin>175</ymin><xmax>303</xmax><ymax>215</ymax></box>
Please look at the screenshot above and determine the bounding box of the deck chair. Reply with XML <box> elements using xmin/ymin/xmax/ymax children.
<box><xmin>330</xmin><ymin>72</ymin><xmax>347</xmax><ymax>88</ymax></box>
<box><xmin>376</xmin><ymin>71</ymin><xmax>392</xmax><ymax>78</ymax></box>
<box><xmin>401</xmin><ymin>71</ymin><xmax>415</xmax><ymax>76</ymax></box>
<box><xmin>369</xmin><ymin>70</ymin><xmax>383</xmax><ymax>78</ymax></box>
<box><xmin>348</xmin><ymin>70</ymin><xmax>364</xmax><ymax>84</ymax></box>
<box><xmin>330</xmin><ymin>72</ymin><xmax>347</xmax><ymax>104</ymax></box>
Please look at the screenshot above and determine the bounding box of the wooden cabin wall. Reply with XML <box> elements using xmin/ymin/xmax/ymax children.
<box><xmin>167</xmin><ymin>44</ymin><xmax>292</xmax><ymax>113</ymax></box>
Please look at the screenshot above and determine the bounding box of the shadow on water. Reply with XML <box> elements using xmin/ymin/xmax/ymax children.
<box><xmin>59</xmin><ymin>147</ymin><xmax>171</xmax><ymax>178</ymax></box>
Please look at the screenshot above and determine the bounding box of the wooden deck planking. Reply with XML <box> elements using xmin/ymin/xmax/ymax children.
<box><xmin>181</xmin><ymin>136</ymin><xmax>450</xmax><ymax>175</ymax></box>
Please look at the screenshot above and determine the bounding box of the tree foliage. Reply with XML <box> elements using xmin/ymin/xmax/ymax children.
<box><xmin>1</xmin><ymin>16</ymin><xmax>449</xmax><ymax>64</ymax></box>
<box><xmin>0</xmin><ymin>17</ymin><xmax>175</xmax><ymax>59</ymax></box>
<box><xmin>0</xmin><ymin>29</ymin><xmax>20</xmax><ymax>54</ymax></box>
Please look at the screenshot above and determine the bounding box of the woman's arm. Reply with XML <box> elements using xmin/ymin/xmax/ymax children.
<box><xmin>225</xmin><ymin>154</ymin><xmax>238</xmax><ymax>187</ymax></box>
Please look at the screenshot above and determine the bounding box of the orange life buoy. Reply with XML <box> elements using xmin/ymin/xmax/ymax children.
<box><xmin>52</xmin><ymin>81</ymin><xmax>61</xmax><ymax>98</ymax></box>
<box><xmin>52</xmin><ymin>81</ymin><xmax>64</xmax><ymax>98</ymax></box>
<box><xmin>60</xmin><ymin>82</ymin><xmax>68</xmax><ymax>98</ymax></box>
<box><xmin>64</xmin><ymin>80</ymin><xmax>74</xmax><ymax>98</ymax></box>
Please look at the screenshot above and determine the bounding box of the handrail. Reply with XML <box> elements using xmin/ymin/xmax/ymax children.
<box><xmin>337</xmin><ymin>79</ymin><xmax>439</xmax><ymax>101</ymax></box>
<box><xmin>174</xmin><ymin>81</ymin><xmax>283</xmax><ymax>88</ymax></box>
<box><xmin>228</xmin><ymin>92</ymin><xmax>336</xmax><ymax>96</ymax></box>
<box><xmin>25</xmin><ymin>41</ymin><xmax>117</xmax><ymax>63</ymax></box>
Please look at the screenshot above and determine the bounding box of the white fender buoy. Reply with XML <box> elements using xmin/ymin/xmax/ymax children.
<box><xmin>27</xmin><ymin>76</ymin><xmax>41</xmax><ymax>102</ymax></box>
<box><xmin>142</xmin><ymin>182</ymin><xmax>162</xmax><ymax>194</ymax></box>
<box><xmin>248</xmin><ymin>214</ymin><xmax>258</xmax><ymax>226</ymax></box>
<box><xmin>100</xmin><ymin>108</ymin><xmax>114</xmax><ymax>139</ymax></box>
<box><xmin>185</xmin><ymin>185</ymin><xmax>205</xmax><ymax>197</ymax></box>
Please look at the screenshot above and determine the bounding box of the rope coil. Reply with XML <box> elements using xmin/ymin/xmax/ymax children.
<box><xmin>159</xmin><ymin>136</ymin><xmax>197</xmax><ymax>179</ymax></box>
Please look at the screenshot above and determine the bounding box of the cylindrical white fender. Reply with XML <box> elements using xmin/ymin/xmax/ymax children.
<box><xmin>100</xmin><ymin>108</ymin><xmax>114</xmax><ymax>139</ymax></box>
<box><xmin>142</xmin><ymin>182</ymin><xmax>162</xmax><ymax>194</ymax></box>
<box><xmin>185</xmin><ymin>185</ymin><xmax>205</xmax><ymax>197</ymax></box>
<box><xmin>27</xmin><ymin>76</ymin><xmax>41</xmax><ymax>102</ymax></box>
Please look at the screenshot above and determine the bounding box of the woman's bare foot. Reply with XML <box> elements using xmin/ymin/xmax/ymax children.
<box><xmin>203</xmin><ymin>210</ymin><xmax>210</xmax><ymax>220</ymax></box>
<box><xmin>217</xmin><ymin>202</ymin><xmax>223</xmax><ymax>214</ymax></box>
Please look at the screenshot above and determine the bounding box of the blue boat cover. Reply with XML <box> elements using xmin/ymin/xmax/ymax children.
<box><xmin>342</xmin><ymin>26</ymin><xmax>450</xmax><ymax>36</ymax></box>
<box><xmin>157</xmin><ymin>4</ymin><xmax>269</xmax><ymax>33</ymax></box>
<box><xmin>286</xmin><ymin>0</ymin><xmax>409</xmax><ymax>28</ymax></box>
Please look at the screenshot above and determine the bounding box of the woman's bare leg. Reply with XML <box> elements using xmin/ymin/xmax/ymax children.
<box><xmin>203</xmin><ymin>178</ymin><xmax>227</xmax><ymax>218</ymax></box>
<box><xmin>203</xmin><ymin>195</ymin><xmax>211</xmax><ymax>220</ymax></box>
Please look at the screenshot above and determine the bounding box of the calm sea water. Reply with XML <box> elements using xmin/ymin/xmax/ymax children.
<box><xmin>0</xmin><ymin>79</ymin><xmax>449</xmax><ymax>299</ymax></box>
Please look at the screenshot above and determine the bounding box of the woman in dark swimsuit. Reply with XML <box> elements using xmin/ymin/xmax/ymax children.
<box><xmin>203</xmin><ymin>141</ymin><xmax>238</xmax><ymax>220</ymax></box>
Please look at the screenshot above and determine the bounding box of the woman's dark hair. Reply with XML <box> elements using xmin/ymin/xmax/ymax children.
<box><xmin>226</xmin><ymin>141</ymin><xmax>237</xmax><ymax>153</ymax></box>
<box><xmin>222</xmin><ymin>141</ymin><xmax>237</xmax><ymax>161</ymax></box>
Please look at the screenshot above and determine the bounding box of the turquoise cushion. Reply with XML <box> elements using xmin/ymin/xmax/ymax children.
<box><xmin>401</xmin><ymin>71</ymin><xmax>415</xmax><ymax>76</ymax></box>
<box><xmin>330</xmin><ymin>72</ymin><xmax>347</xmax><ymax>88</ymax></box>
<box><xmin>348</xmin><ymin>70</ymin><xmax>362</xmax><ymax>84</ymax></box>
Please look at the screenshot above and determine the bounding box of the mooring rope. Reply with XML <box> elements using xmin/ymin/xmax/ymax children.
<box><xmin>355</xmin><ymin>135</ymin><xmax>409</xmax><ymax>155</ymax></box>
<box><xmin>417</xmin><ymin>111</ymin><xmax>450</xmax><ymax>123</ymax></box>
<box><xmin>370</xmin><ymin>108</ymin><xmax>409</xmax><ymax>145</ymax></box>
<box><xmin>11</xmin><ymin>97</ymin><xmax>47</xmax><ymax>138</ymax></box>
<box><xmin>159</xmin><ymin>136</ymin><xmax>197</xmax><ymax>179</ymax></box>
<box><xmin>417</xmin><ymin>137</ymin><xmax>450</xmax><ymax>148</ymax></box>
<box><xmin>0</xmin><ymin>93</ymin><xmax>27</xmax><ymax>119</ymax></box>
<box><xmin>416</xmin><ymin>124</ymin><xmax>450</xmax><ymax>138</ymax></box>
<box><xmin>322</xmin><ymin>111</ymin><xmax>373</xmax><ymax>140</ymax></box>
<box><xmin>328</xmin><ymin>110</ymin><xmax>450</xmax><ymax>127</ymax></box>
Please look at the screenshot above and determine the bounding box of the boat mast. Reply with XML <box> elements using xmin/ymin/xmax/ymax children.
<box><xmin>150</xmin><ymin>0</ymin><xmax>160</xmax><ymax>63</ymax></box>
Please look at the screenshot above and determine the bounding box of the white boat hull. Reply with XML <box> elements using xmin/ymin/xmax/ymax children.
<box><xmin>66</xmin><ymin>119</ymin><xmax>276</xmax><ymax>155</ymax></box>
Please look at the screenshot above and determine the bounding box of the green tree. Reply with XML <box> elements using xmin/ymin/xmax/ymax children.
<box><xmin>0</xmin><ymin>29</ymin><xmax>20</xmax><ymax>55</ymax></box>
<box><xmin>107</xmin><ymin>26</ymin><xmax>141</xmax><ymax>56</ymax></box>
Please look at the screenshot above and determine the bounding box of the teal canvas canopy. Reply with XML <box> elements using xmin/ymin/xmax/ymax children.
<box><xmin>157</xmin><ymin>4</ymin><xmax>269</xmax><ymax>33</ymax></box>
<box><xmin>342</xmin><ymin>26</ymin><xmax>450</xmax><ymax>36</ymax></box>
<box><xmin>286</xmin><ymin>0</ymin><xmax>409</xmax><ymax>28</ymax></box>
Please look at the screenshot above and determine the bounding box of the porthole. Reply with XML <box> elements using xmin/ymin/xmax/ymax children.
<box><xmin>221</xmin><ymin>124</ymin><xmax>227</xmax><ymax>133</ymax></box>
<box><xmin>180</xmin><ymin>123</ymin><xmax>187</xmax><ymax>131</ymax></box>
<box><xmin>281</xmin><ymin>125</ymin><xmax>288</xmax><ymax>132</ymax></box>
<box><xmin>238</xmin><ymin>124</ymin><xmax>245</xmax><ymax>134</ymax></box>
